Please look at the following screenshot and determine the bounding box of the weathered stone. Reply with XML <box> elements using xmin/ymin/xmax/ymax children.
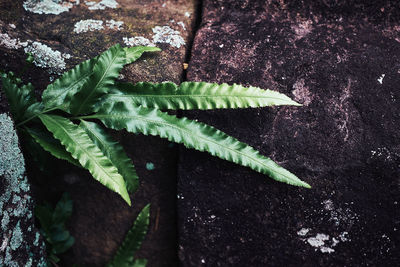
<box><xmin>0</xmin><ymin>90</ymin><xmax>46</xmax><ymax>265</ymax></box>
<box><xmin>178</xmin><ymin>1</ymin><xmax>400</xmax><ymax>266</ymax></box>
<box><xmin>0</xmin><ymin>0</ymin><xmax>198</xmax><ymax>266</ymax></box>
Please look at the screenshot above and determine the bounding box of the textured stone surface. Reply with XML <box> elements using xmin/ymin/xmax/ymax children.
<box><xmin>178</xmin><ymin>1</ymin><xmax>400</xmax><ymax>266</ymax></box>
<box><xmin>0</xmin><ymin>0</ymin><xmax>198</xmax><ymax>266</ymax></box>
<box><xmin>0</xmin><ymin>90</ymin><xmax>46</xmax><ymax>266</ymax></box>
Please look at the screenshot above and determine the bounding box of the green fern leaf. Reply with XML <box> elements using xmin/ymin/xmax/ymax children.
<box><xmin>1</xmin><ymin>72</ymin><xmax>38</xmax><ymax>122</ymax></box>
<box><xmin>41</xmin><ymin>56</ymin><xmax>98</xmax><ymax>112</ymax></box>
<box><xmin>79</xmin><ymin>120</ymin><xmax>139</xmax><ymax>193</ymax></box>
<box><xmin>38</xmin><ymin>114</ymin><xmax>131</xmax><ymax>205</ymax></box>
<box><xmin>69</xmin><ymin>44</ymin><xmax>127</xmax><ymax>115</ymax></box>
<box><xmin>124</xmin><ymin>46</ymin><xmax>161</xmax><ymax>64</ymax></box>
<box><xmin>131</xmin><ymin>259</ymin><xmax>148</xmax><ymax>267</ymax></box>
<box><xmin>107</xmin><ymin>204</ymin><xmax>150</xmax><ymax>267</ymax></box>
<box><xmin>88</xmin><ymin>103</ymin><xmax>310</xmax><ymax>188</ymax></box>
<box><xmin>25</xmin><ymin>127</ymin><xmax>80</xmax><ymax>167</ymax></box>
<box><xmin>102</xmin><ymin>81</ymin><xmax>300</xmax><ymax>110</ymax></box>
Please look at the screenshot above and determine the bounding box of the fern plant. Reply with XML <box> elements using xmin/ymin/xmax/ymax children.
<box><xmin>107</xmin><ymin>204</ymin><xmax>150</xmax><ymax>267</ymax></box>
<box><xmin>35</xmin><ymin>192</ymin><xmax>75</xmax><ymax>265</ymax></box>
<box><xmin>1</xmin><ymin>44</ymin><xmax>310</xmax><ymax>205</ymax></box>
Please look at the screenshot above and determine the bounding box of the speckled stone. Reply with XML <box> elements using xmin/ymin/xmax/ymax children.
<box><xmin>0</xmin><ymin>95</ymin><xmax>46</xmax><ymax>266</ymax></box>
<box><xmin>178</xmin><ymin>1</ymin><xmax>400</xmax><ymax>266</ymax></box>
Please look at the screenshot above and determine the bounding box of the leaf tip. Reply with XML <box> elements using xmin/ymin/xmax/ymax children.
<box><xmin>124</xmin><ymin>196</ymin><xmax>132</xmax><ymax>206</ymax></box>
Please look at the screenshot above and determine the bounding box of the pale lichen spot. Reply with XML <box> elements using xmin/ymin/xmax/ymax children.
<box><xmin>85</xmin><ymin>0</ymin><xmax>118</xmax><ymax>10</ymax></box>
<box><xmin>106</xmin><ymin>19</ymin><xmax>124</xmax><ymax>30</ymax></box>
<box><xmin>177</xmin><ymin>21</ymin><xmax>186</xmax><ymax>31</ymax></box>
<box><xmin>23</xmin><ymin>0</ymin><xmax>77</xmax><ymax>15</ymax></box>
<box><xmin>297</xmin><ymin>227</ymin><xmax>310</xmax><ymax>236</ymax></box>
<box><xmin>24</xmin><ymin>42</ymin><xmax>71</xmax><ymax>74</ymax></box>
<box><xmin>146</xmin><ymin>162</ymin><xmax>155</xmax><ymax>171</ymax></box>
<box><xmin>10</xmin><ymin>221</ymin><xmax>23</xmax><ymax>250</ymax></box>
<box><xmin>377</xmin><ymin>74</ymin><xmax>385</xmax><ymax>84</ymax></box>
<box><xmin>307</xmin><ymin>233</ymin><xmax>329</xmax><ymax>248</ymax></box>
<box><xmin>123</xmin><ymin>36</ymin><xmax>155</xmax><ymax>47</ymax></box>
<box><xmin>74</xmin><ymin>19</ymin><xmax>123</xmax><ymax>33</ymax></box>
<box><xmin>0</xmin><ymin>236</ymin><xmax>8</xmax><ymax>252</ymax></box>
<box><xmin>73</xmin><ymin>19</ymin><xmax>104</xmax><ymax>33</ymax></box>
<box><xmin>152</xmin><ymin>26</ymin><xmax>185</xmax><ymax>48</ymax></box>
<box><xmin>0</xmin><ymin>33</ymin><xmax>27</xmax><ymax>50</ymax></box>
<box><xmin>292</xmin><ymin>78</ymin><xmax>313</xmax><ymax>106</ymax></box>
<box><xmin>184</xmin><ymin>11</ymin><xmax>191</xmax><ymax>17</ymax></box>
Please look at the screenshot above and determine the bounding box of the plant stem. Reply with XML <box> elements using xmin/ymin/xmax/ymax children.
<box><xmin>70</xmin><ymin>114</ymin><xmax>97</xmax><ymax>120</ymax></box>
<box><xmin>16</xmin><ymin>107</ymin><xmax>59</xmax><ymax>127</ymax></box>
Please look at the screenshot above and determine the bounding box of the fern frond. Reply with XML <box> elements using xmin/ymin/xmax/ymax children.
<box><xmin>38</xmin><ymin>114</ymin><xmax>131</xmax><ymax>205</ymax></box>
<box><xmin>70</xmin><ymin>44</ymin><xmax>127</xmax><ymax>115</ymax></box>
<box><xmin>124</xmin><ymin>46</ymin><xmax>161</xmax><ymax>64</ymax></box>
<box><xmin>102</xmin><ymin>81</ymin><xmax>300</xmax><ymax>110</ymax></box>
<box><xmin>79</xmin><ymin>120</ymin><xmax>139</xmax><ymax>193</ymax></box>
<box><xmin>41</xmin><ymin>56</ymin><xmax>98</xmax><ymax>112</ymax></box>
<box><xmin>87</xmin><ymin>103</ymin><xmax>310</xmax><ymax>188</ymax></box>
<box><xmin>1</xmin><ymin>73</ymin><xmax>38</xmax><ymax>122</ymax></box>
<box><xmin>107</xmin><ymin>204</ymin><xmax>150</xmax><ymax>267</ymax></box>
<box><xmin>132</xmin><ymin>259</ymin><xmax>148</xmax><ymax>267</ymax></box>
<box><xmin>25</xmin><ymin>127</ymin><xmax>80</xmax><ymax>167</ymax></box>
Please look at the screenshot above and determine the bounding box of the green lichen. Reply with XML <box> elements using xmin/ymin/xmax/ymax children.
<box><xmin>11</xmin><ymin>195</ymin><xmax>21</xmax><ymax>204</ymax></box>
<box><xmin>0</xmin><ymin>113</ymin><xmax>46</xmax><ymax>265</ymax></box>
<box><xmin>1</xmin><ymin>211</ymin><xmax>10</xmax><ymax>230</ymax></box>
<box><xmin>10</xmin><ymin>221</ymin><xmax>23</xmax><ymax>250</ymax></box>
<box><xmin>33</xmin><ymin>232</ymin><xmax>40</xmax><ymax>247</ymax></box>
<box><xmin>146</xmin><ymin>162</ymin><xmax>155</xmax><ymax>171</ymax></box>
<box><xmin>4</xmin><ymin>247</ymin><xmax>17</xmax><ymax>267</ymax></box>
<box><xmin>0</xmin><ymin>113</ymin><xmax>26</xmax><ymax>183</ymax></box>
<box><xmin>24</xmin><ymin>258</ymin><xmax>32</xmax><ymax>267</ymax></box>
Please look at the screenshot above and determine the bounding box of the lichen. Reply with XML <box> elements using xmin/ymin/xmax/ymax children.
<box><xmin>177</xmin><ymin>21</ymin><xmax>186</xmax><ymax>31</ymax></box>
<box><xmin>24</xmin><ymin>258</ymin><xmax>32</xmax><ymax>267</ymax></box>
<box><xmin>24</xmin><ymin>41</ymin><xmax>71</xmax><ymax>74</ymax></box>
<box><xmin>0</xmin><ymin>33</ymin><xmax>27</xmax><ymax>50</ymax></box>
<box><xmin>73</xmin><ymin>19</ymin><xmax>124</xmax><ymax>33</ymax></box>
<box><xmin>73</xmin><ymin>19</ymin><xmax>104</xmax><ymax>33</ymax></box>
<box><xmin>106</xmin><ymin>19</ymin><xmax>124</xmax><ymax>30</ymax></box>
<box><xmin>152</xmin><ymin>26</ymin><xmax>185</xmax><ymax>48</ymax></box>
<box><xmin>10</xmin><ymin>221</ymin><xmax>23</xmax><ymax>250</ymax></box>
<box><xmin>123</xmin><ymin>36</ymin><xmax>154</xmax><ymax>47</ymax></box>
<box><xmin>85</xmin><ymin>0</ymin><xmax>118</xmax><ymax>10</ymax></box>
<box><xmin>33</xmin><ymin>232</ymin><xmax>40</xmax><ymax>247</ymax></box>
<box><xmin>146</xmin><ymin>162</ymin><xmax>155</xmax><ymax>171</ymax></box>
<box><xmin>0</xmin><ymin>113</ymin><xmax>46</xmax><ymax>264</ymax></box>
<box><xmin>23</xmin><ymin>0</ymin><xmax>77</xmax><ymax>15</ymax></box>
<box><xmin>1</xmin><ymin>211</ymin><xmax>10</xmax><ymax>230</ymax></box>
<box><xmin>0</xmin><ymin>114</ymin><xmax>25</xmax><ymax>183</ymax></box>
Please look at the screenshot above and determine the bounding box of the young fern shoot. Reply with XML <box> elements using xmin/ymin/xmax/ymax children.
<box><xmin>1</xmin><ymin>44</ymin><xmax>310</xmax><ymax>206</ymax></box>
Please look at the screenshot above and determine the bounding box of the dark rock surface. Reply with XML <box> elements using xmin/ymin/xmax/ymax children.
<box><xmin>178</xmin><ymin>1</ymin><xmax>400</xmax><ymax>266</ymax></box>
<box><xmin>0</xmin><ymin>92</ymin><xmax>46</xmax><ymax>265</ymax></box>
<box><xmin>1</xmin><ymin>0</ymin><xmax>198</xmax><ymax>266</ymax></box>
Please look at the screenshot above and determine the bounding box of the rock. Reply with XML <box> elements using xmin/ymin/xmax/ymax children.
<box><xmin>0</xmin><ymin>91</ymin><xmax>46</xmax><ymax>265</ymax></box>
<box><xmin>0</xmin><ymin>0</ymin><xmax>198</xmax><ymax>265</ymax></box>
<box><xmin>178</xmin><ymin>0</ymin><xmax>400</xmax><ymax>266</ymax></box>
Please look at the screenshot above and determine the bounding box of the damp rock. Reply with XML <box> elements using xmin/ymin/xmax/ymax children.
<box><xmin>0</xmin><ymin>113</ymin><xmax>46</xmax><ymax>265</ymax></box>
